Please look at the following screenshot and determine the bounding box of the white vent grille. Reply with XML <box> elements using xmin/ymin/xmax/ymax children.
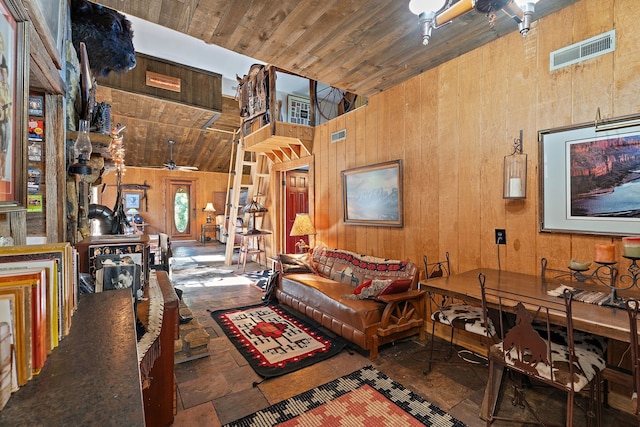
<box><xmin>550</xmin><ymin>30</ymin><xmax>615</xmax><ymax>71</ymax></box>
<box><xmin>331</xmin><ymin>129</ymin><xmax>346</xmax><ymax>143</ymax></box>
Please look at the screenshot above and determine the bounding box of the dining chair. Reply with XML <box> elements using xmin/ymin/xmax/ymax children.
<box><xmin>423</xmin><ymin>253</ymin><xmax>495</xmax><ymax>373</ymax></box>
<box><xmin>625</xmin><ymin>299</ymin><xmax>640</xmax><ymax>425</ymax></box>
<box><xmin>479</xmin><ymin>272</ymin><xmax>604</xmax><ymax>427</ymax></box>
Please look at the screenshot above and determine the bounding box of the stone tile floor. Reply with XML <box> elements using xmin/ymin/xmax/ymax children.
<box><xmin>169</xmin><ymin>241</ymin><xmax>637</xmax><ymax>426</ymax></box>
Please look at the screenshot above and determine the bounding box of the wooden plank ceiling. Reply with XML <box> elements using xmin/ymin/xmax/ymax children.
<box><xmin>90</xmin><ymin>0</ymin><xmax>578</xmax><ymax>173</ymax></box>
<box><xmin>95</xmin><ymin>86</ymin><xmax>239</xmax><ymax>173</ymax></box>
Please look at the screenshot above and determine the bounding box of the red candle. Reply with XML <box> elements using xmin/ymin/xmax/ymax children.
<box><xmin>594</xmin><ymin>244</ymin><xmax>615</xmax><ymax>263</ymax></box>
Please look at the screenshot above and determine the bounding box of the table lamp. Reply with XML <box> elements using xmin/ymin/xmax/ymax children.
<box><xmin>203</xmin><ymin>202</ymin><xmax>216</xmax><ymax>223</ymax></box>
<box><xmin>243</xmin><ymin>199</ymin><xmax>268</xmax><ymax>234</ymax></box>
<box><xmin>290</xmin><ymin>213</ymin><xmax>316</xmax><ymax>253</ymax></box>
<box><xmin>126</xmin><ymin>208</ymin><xmax>139</xmax><ymax>223</ymax></box>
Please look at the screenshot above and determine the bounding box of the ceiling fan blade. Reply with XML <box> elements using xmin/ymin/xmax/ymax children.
<box><xmin>177</xmin><ymin>166</ymin><xmax>198</xmax><ymax>170</ymax></box>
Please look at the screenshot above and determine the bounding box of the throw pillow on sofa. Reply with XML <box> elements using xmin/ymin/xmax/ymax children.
<box><xmin>279</xmin><ymin>253</ymin><xmax>316</xmax><ymax>274</ymax></box>
<box><xmin>344</xmin><ymin>278</ymin><xmax>412</xmax><ymax>300</ymax></box>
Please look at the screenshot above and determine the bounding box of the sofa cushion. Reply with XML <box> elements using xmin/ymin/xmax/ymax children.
<box><xmin>279</xmin><ymin>253</ymin><xmax>316</xmax><ymax>274</ymax></box>
<box><xmin>347</xmin><ymin>278</ymin><xmax>413</xmax><ymax>300</ymax></box>
<box><xmin>353</xmin><ymin>280</ymin><xmax>373</xmax><ymax>295</ymax></box>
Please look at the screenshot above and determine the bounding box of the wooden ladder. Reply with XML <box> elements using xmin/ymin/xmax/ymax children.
<box><xmin>224</xmin><ymin>124</ymin><xmax>271</xmax><ymax>266</ymax></box>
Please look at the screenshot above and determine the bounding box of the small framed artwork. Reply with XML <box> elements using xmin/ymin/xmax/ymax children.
<box><xmin>539</xmin><ymin>113</ymin><xmax>640</xmax><ymax>236</ymax></box>
<box><xmin>123</xmin><ymin>192</ymin><xmax>141</xmax><ymax>209</ymax></box>
<box><xmin>287</xmin><ymin>95</ymin><xmax>310</xmax><ymax>125</ymax></box>
<box><xmin>28</xmin><ymin>118</ymin><xmax>43</xmax><ymax>141</ymax></box>
<box><xmin>94</xmin><ymin>253</ymin><xmax>142</xmax><ymax>296</ymax></box>
<box><xmin>28</xmin><ymin>140</ymin><xmax>42</xmax><ymax>162</ymax></box>
<box><xmin>341</xmin><ymin>160</ymin><xmax>403</xmax><ymax>227</ymax></box>
<box><xmin>28</xmin><ymin>95</ymin><xmax>43</xmax><ymax>116</ymax></box>
<box><xmin>27</xmin><ymin>194</ymin><xmax>42</xmax><ymax>212</ymax></box>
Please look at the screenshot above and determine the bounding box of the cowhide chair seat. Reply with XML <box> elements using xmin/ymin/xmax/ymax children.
<box><xmin>491</xmin><ymin>334</ymin><xmax>606</xmax><ymax>392</ymax></box>
<box><xmin>431</xmin><ymin>302</ymin><xmax>496</xmax><ymax>336</ymax></box>
<box><xmin>480</xmin><ymin>273</ymin><xmax>602</xmax><ymax>427</ymax></box>
<box><xmin>423</xmin><ymin>253</ymin><xmax>496</xmax><ymax>374</ymax></box>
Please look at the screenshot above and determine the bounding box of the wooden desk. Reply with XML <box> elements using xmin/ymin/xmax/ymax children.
<box><xmin>423</xmin><ymin>268</ymin><xmax>636</xmax><ymax>417</ymax></box>
<box><xmin>421</xmin><ymin>268</ymin><xmax>631</xmax><ymax>343</ymax></box>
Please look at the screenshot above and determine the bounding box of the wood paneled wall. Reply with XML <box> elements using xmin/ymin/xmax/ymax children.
<box><xmin>312</xmin><ymin>0</ymin><xmax>640</xmax><ymax>277</ymax></box>
<box><xmin>98</xmin><ymin>167</ymin><xmax>230</xmax><ymax>238</ymax></box>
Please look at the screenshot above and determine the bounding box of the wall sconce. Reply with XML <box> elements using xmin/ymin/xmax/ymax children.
<box><xmin>408</xmin><ymin>0</ymin><xmax>448</xmax><ymax>45</ymax></box>
<box><xmin>514</xmin><ymin>0</ymin><xmax>540</xmax><ymax>37</ymax></box>
<box><xmin>503</xmin><ymin>130</ymin><xmax>527</xmax><ymax>199</ymax></box>
<box><xmin>203</xmin><ymin>202</ymin><xmax>216</xmax><ymax>223</ymax></box>
<box><xmin>290</xmin><ymin>213</ymin><xmax>317</xmax><ymax>253</ymax></box>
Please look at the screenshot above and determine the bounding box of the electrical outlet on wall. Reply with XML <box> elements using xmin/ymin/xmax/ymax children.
<box><xmin>495</xmin><ymin>229</ymin><xmax>506</xmax><ymax>245</ymax></box>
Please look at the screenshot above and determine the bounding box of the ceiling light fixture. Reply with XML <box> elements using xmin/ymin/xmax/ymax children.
<box><xmin>408</xmin><ymin>0</ymin><xmax>449</xmax><ymax>45</ymax></box>
<box><xmin>514</xmin><ymin>0</ymin><xmax>540</xmax><ymax>37</ymax></box>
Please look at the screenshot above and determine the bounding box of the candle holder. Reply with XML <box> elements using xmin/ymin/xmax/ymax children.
<box><xmin>589</xmin><ymin>261</ymin><xmax>621</xmax><ymax>303</ymax></box>
<box><xmin>565</xmin><ymin>260</ymin><xmax>617</xmax><ymax>288</ymax></box>
<box><xmin>544</xmin><ymin>257</ymin><xmax>620</xmax><ymax>304</ymax></box>
<box><xmin>619</xmin><ymin>256</ymin><xmax>640</xmax><ymax>290</ymax></box>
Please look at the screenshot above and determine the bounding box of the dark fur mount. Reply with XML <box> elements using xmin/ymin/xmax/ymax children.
<box><xmin>70</xmin><ymin>0</ymin><xmax>136</xmax><ymax>77</ymax></box>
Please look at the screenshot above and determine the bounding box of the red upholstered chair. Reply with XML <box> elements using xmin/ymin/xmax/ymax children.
<box><xmin>479</xmin><ymin>272</ymin><xmax>604</xmax><ymax>427</ymax></box>
<box><xmin>423</xmin><ymin>253</ymin><xmax>495</xmax><ymax>373</ymax></box>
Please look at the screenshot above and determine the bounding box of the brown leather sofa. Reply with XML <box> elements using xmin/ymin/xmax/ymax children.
<box><xmin>275</xmin><ymin>246</ymin><xmax>425</xmax><ymax>360</ymax></box>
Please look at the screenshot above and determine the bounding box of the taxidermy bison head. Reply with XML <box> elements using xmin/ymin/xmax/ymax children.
<box><xmin>70</xmin><ymin>0</ymin><xmax>136</xmax><ymax>77</ymax></box>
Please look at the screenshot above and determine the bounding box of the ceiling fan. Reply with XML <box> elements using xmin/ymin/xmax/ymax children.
<box><xmin>155</xmin><ymin>140</ymin><xmax>198</xmax><ymax>171</ymax></box>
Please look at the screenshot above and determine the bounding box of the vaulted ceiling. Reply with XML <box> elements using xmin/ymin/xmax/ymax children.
<box><xmin>92</xmin><ymin>0</ymin><xmax>578</xmax><ymax>173</ymax></box>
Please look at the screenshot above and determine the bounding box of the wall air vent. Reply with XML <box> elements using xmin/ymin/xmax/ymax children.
<box><xmin>550</xmin><ymin>30</ymin><xmax>615</xmax><ymax>71</ymax></box>
<box><xmin>331</xmin><ymin>129</ymin><xmax>346</xmax><ymax>143</ymax></box>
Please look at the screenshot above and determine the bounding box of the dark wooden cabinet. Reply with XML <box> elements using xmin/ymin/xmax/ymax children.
<box><xmin>0</xmin><ymin>289</ymin><xmax>145</xmax><ymax>425</ymax></box>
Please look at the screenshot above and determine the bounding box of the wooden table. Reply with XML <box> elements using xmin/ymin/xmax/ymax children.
<box><xmin>237</xmin><ymin>230</ymin><xmax>271</xmax><ymax>272</ymax></box>
<box><xmin>421</xmin><ymin>268</ymin><xmax>636</xmax><ymax>417</ymax></box>
<box><xmin>201</xmin><ymin>223</ymin><xmax>218</xmax><ymax>244</ymax></box>
<box><xmin>420</xmin><ymin>268</ymin><xmax>631</xmax><ymax>343</ymax></box>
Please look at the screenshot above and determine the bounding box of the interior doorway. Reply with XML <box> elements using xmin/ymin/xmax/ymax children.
<box><xmin>273</xmin><ymin>156</ymin><xmax>315</xmax><ymax>256</ymax></box>
<box><xmin>285</xmin><ymin>170</ymin><xmax>310</xmax><ymax>253</ymax></box>
<box><xmin>164</xmin><ymin>178</ymin><xmax>197</xmax><ymax>241</ymax></box>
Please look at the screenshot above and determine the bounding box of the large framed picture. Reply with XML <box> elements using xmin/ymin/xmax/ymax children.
<box><xmin>341</xmin><ymin>160</ymin><xmax>403</xmax><ymax>227</ymax></box>
<box><xmin>23</xmin><ymin>0</ymin><xmax>66</xmax><ymax>69</ymax></box>
<box><xmin>539</xmin><ymin>114</ymin><xmax>640</xmax><ymax>236</ymax></box>
<box><xmin>0</xmin><ymin>0</ymin><xmax>28</xmax><ymax>206</ymax></box>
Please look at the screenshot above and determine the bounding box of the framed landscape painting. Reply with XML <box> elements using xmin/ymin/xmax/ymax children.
<box><xmin>539</xmin><ymin>114</ymin><xmax>640</xmax><ymax>236</ymax></box>
<box><xmin>341</xmin><ymin>160</ymin><xmax>403</xmax><ymax>227</ymax></box>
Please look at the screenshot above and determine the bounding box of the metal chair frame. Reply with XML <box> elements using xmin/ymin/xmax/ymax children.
<box><xmin>625</xmin><ymin>299</ymin><xmax>640</xmax><ymax>425</ymax></box>
<box><xmin>423</xmin><ymin>253</ymin><xmax>490</xmax><ymax>373</ymax></box>
<box><xmin>479</xmin><ymin>272</ymin><xmax>602</xmax><ymax>427</ymax></box>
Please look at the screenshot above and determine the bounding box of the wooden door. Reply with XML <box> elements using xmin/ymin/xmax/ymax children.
<box><xmin>285</xmin><ymin>170</ymin><xmax>309</xmax><ymax>253</ymax></box>
<box><xmin>164</xmin><ymin>179</ymin><xmax>197</xmax><ymax>241</ymax></box>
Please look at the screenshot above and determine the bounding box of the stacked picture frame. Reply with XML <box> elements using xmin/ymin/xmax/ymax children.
<box><xmin>0</xmin><ymin>243</ymin><xmax>77</xmax><ymax>407</ymax></box>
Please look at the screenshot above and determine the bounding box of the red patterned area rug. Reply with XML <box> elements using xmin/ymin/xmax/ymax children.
<box><xmin>210</xmin><ymin>303</ymin><xmax>346</xmax><ymax>379</ymax></box>
<box><xmin>224</xmin><ymin>366</ymin><xmax>467</xmax><ymax>426</ymax></box>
